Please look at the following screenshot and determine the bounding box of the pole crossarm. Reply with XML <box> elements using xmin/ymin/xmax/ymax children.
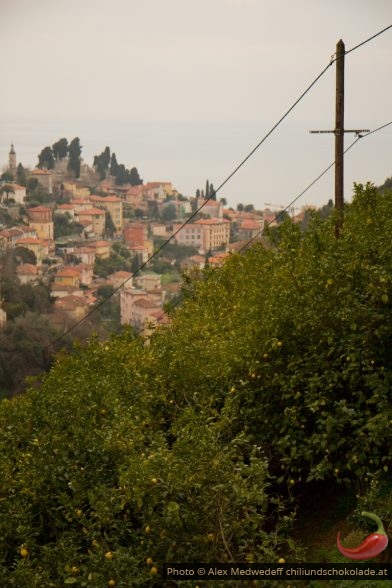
<box><xmin>310</xmin><ymin>129</ymin><xmax>369</xmax><ymax>135</ymax></box>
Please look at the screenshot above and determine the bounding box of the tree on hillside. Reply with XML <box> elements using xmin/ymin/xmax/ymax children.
<box><xmin>104</xmin><ymin>211</ymin><xmax>116</xmax><ymax>238</ymax></box>
<box><xmin>54</xmin><ymin>214</ymin><xmax>84</xmax><ymax>238</ymax></box>
<box><xmin>0</xmin><ymin>184</ymin><xmax>15</xmax><ymax>203</ymax></box>
<box><xmin>37</xmin><ymin>146</ymin><xmax>54</xmax><ymax>170</ymax></box>
<box><xmin>209</xmin><ymin>182</ymin><xmax>216</xmax><ymax>200</ymax></box>
<box><xmin>0</xmin><ymin>313</ymin><xmax>62</xmax><ymax>397</ymax></box>
<box><xmin>162</xmin><ymin>203</ymin><xmax>177</xmax><ymax>221</ymax></box>
<box><xmin>110</xmin><ymin>152</ymin><xmax>119</xmax><ymax>177</ymax></box>
<box><xmin>115</xmin><ymin>164</ymin><xmax>128</xmax><ymax>185</ymax></box>
<box><xmin>93</xmin><ymin>146</ymin><xmax>111</xmax><ymax>180</ymax></box>
<box><xmin>0</xmin><ymin>171</ymin><xmax>14</xmax><ymax>182</ymax></box>
<box><xmin>205</xmin><ymin>179</ymin><xmax>210</xmax><ymax>198</ymax></box>
<box><xmin>129</xmin><ymin>166</ymin><xmax>143</xmax><ymax>186</ymax></box>
<box><xmin>26</xmin><ymin>183</ymin><xmax>51</xmax><ymax>205</ymax></box>
<box><xmin>68</xmin><ymin>137</ymin><xmax>82</xmax><ymax>178</ymax></box>
<box><xmin>16</xmin><ymin>163</ymin><xmax>27</xmax><ymax>186</ymax></box>
<box><xmin>52</xmin><ymin>137</ymin><xmax>68</xmax><ymax>160</ymax></box>
<box><xmin>378</xmin><ymin>175</ymin><xmax>392</xmax><ymax>192</ymax></box>
<box><xmin>14</xmin><ymin>246</ymin><xmax>36</xmax><ymax>265</ymax></box>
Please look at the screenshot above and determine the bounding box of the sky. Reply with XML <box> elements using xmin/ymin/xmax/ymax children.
<box><xmin>0</xmin><ymin>0</ymin><xmax>391</xmax><ymax>210</ymax></box>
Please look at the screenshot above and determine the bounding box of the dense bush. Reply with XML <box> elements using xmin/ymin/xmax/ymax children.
<box><xmin>0</xmin><ymin>183</ymin><xmax>391</xmax><ymax>585</ymax></box>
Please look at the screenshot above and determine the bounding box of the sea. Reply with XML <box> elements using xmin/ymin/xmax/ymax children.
<box><xmin>0</xmin><ymin>117</ymin><xmax>270</xmax><ymax>204</ymax></box>
<box><xmin>1</xmin><ymin>116</ymin><xmax>389</xmax><ymax>209</ymax></box>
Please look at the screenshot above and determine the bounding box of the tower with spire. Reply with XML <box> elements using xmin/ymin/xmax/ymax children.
<box><xmin>8</xmin><ymin>144</ymin><xmax>17</xmax><ymax>177</ymax></box>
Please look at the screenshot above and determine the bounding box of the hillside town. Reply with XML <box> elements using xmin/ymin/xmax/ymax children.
<box><xmin>0</xmin><ymin>142</ymin><xmax>309</xmax><ymax>337</ymax></box>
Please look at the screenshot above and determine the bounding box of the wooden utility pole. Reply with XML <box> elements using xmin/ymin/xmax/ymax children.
<box><xmin>310</xmin><ymin>39</ymin><xmax>369</xmax><ymax>237</ymax></box>
<box><xmin>334</xmin><ymin>39</ymin><xmax>345</xmax><ymax>237</ymax></box>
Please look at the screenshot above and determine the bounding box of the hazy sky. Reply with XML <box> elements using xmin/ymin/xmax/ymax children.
<box><xmin>1</xmin><ymin>0</ymin><xmax>391</xmax><ymax>210</ymax></box>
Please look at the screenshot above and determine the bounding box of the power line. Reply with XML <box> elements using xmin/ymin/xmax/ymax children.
<box><xmin>238</xmin><ymin>120</ymin><xmax>392</xmax><ymax>253</ymax></box>
<box><xmin>45</xmin><ymin>26</ymin><xmax>392</xmax><ymax>348</ymax></box>
<box><xmin>46</xmin><ymin>69</ymin><xmax>338</xmax><ymax>349</ymax></box>
<box><xmin>345</xmin><ymin>24</ymin><xmax>392</xmax><ymax>55</ymax></box>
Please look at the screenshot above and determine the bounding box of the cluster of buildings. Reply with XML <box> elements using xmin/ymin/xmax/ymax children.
<box><xmin>0</xmin><ymin>143</ymin><xmax>284</xmax><ymax>335</ymax></box>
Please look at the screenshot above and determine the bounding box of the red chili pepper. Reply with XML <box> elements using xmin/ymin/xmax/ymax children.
<box><xmin>337</xmin><ymin>511</ymin><xmax>388</xmax><ymax>560</ymax></box>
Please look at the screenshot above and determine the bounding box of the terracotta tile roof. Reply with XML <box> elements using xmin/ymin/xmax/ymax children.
<box><xmin>55</xmin><ymin>267</ymin><xmax>80</xmax><ymax>277</ymax></box>
<box><xmin>18</xmin><ymin>226</ymin><xmax>37</xmax><ymax>234</ymax></box>
<box><xmin>31</xmin><ymin>168</ymin><xmax>51</xmax><ymax>175</ymax></box>
<box><xmin>108</xmin><ymin>271</ymin><xmax>133</xmax><ymax>280</ymax></box>
<box><xmin>1</xmin><ymin>228</ymin><xmax>23</xmax><ymax>237</ymax></box>
<box><xmin>16</xmin><ymin>263</ymin><xmax>38</xmax><ymax>275</ymax></box>
<box><xmin>28</xmin><ymin>205</ymin><xmax>52</xmax><ymax>213</ymax></box>
<box><xmin>77</xmin><ymin>208</ymin><xmax>106</xmax><ymax>215</ymax></box>
<box><xmin>16</xmin><ymin>237</ymin><xmax>44</xmax><ymax>244</ymax></box>
<box><xmin>196</xmin><ymin>218</ymin><xmax>230</xmax><ymax>225</ymax></box>
<box><xmin>94</xmin><ymin>240</ymin><xmax>110</xmax><ymax>247</ymax></box>
<box><xmin>239</xmin><ymin>220</ymin><xmax>261</xmax><ymax>230</ymax></box>
<box><xmin>134</xmin><ymin>298</ymin><xmax>160</xmax><ymax>309</ymax></box>
<box><xmin>90</xmin><ymin>195</ymin><xmax>122</xmax><ymax>203</ymax></box>
<box><xmin>9</xmin><ymin>183</ymin><xmax>26</xmax><ymax>190</ymax></box>
<box><xmin>74</xmin><ymin>246</ymin><xmax>96</xmax><ymax>254</ymax></box>
<box><xmin>126</xmin><ymin>186</ymin><xmax>143</xmax><ymax>195</ymax></box>
<box><xmin>50</xmin><ymin>284</ymin><xmax>82</xmax><ymax>294</ymax></box>
<box><xmin>55</xmin><ymin>295</ymin><xmax>88</xmax><ymax>310</ymax></box>
<box><xmin>71</xmin><ymin>199</ymin><xmax>91</xmax><ymax>205</ymax></box>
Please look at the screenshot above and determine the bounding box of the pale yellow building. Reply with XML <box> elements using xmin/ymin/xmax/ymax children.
<box><xmin>90</xmin><ymin>195</ymin><xmax>123</xmax><ymax>232</ymax></box>
<box><xmin>15</xmin><ymin>237</ymin><xmax>45</xmax><ymax>265</ymax></box>
<box><xmin>76</xmin><ymin>208</ymin><xmax>105</xmax><ymax>237</ymax></box>
<box><xmin>30</xmin><ymin>168</ymin><xmax>54</xmax><ymax>194</ymax></box>
<box><xmin>63</xmin><ymin>181</ymin><xmax>91</xmax><ymax>199</ymax></box>
<box><xmin>27</xmin><ymin>206</ymin><xmax>54</xmax><ymax>240</ymax></box>
<box><xmin>196</xmin><ymin>218</ymin><xmax>230</xmax><ymax>251</ymax></box>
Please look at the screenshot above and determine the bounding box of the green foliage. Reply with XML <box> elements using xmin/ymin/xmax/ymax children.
<box><xmin>0</xmin><ymin>332</ymin><xmax>295</xmax><ymax>585</ymax></box>
<box><xmin>0</xmin><ymin>313</ymin><xmax>62</xmax><ymax>397</ymax></box>
<box><xmin>54</xmin><ymin>214</ymin><xmax>84</xmax><ymax>238</ymax></box>
<box><xmin>1</xmin><ymin>183</ymin><xmax>392</xmax><ymax>583</ymax></box>
<box><xmin>114</xmin><ymin>164</ymin><xmax>128</xmax><ymax>185</ymax></box>
<box><xmin>0</xmin><ymin>184</ymin><xmax>15</xmax><ymax>203</ymax></box>
<box><xmin>93</xmin><ymin>147</ymin><xmax>142</xmax><ymax>187</ymax></box>
<box><xmin>37</xmin><ymin>146</ymin><xmax>54</xmax><ymax>170</ymax></box>
<box><xmin>16</xmin><ymin>163</ymin><xmax>27</xmax><ymax>186</ymax></box>
<box><xmin>104</xmin><ymin>211</ymin><xmax>116</xmax><ymax>238</ymax></box>
<box><xmin>52</xmin><ymin>137</ymin><xmax>68</xmax><ymax>160</ymax></box>
<box><xmin>25</xmin><ymin>178</ymin><xmax>51</xmax><ymax>204</ymax></box>
<box><xmin>378</xmin><ymin>175</ymin><xmax>392</xmax><ymax>192</ymax></box>
<box><xmin>14</xmin><ymin>246</ymin><xmax>36</xmax><ymax>265</ymax></box>
<box><xmin>161</xmin><ymin>203</ymin><xmax>177</xmax><ymax>221</ymax></box>
<box><xmin>1</xmin><ymin>171</ymin><xmax>14</xmax><ymax>182</ymax></box>
<box><xmin>109</xmin><ymin>152</ymin><xmax>119</xmax><ymax>177</ymax></box>
<box><xmin>153</xmin><ymin>240</ymin><xmax>198</xmax><ymax>263</ymax></box>
<box><xmin>129</xmin><ymin>166</ymin><xmax>143</xmax><ymax>186</ymax></box>
<box><xmin>93</xmin><ymin>248</ymin><xmax>132</xmax><ymax>278</ymax></box>
<box><xmin>68</xmin><ymin>138</ymin><xmax>82</xmax><ymax>178</ymax></box>
<box><xmin>93</xmin><ymin>147</ymin><xmax>111</xmax><ymax>180</ymax></box>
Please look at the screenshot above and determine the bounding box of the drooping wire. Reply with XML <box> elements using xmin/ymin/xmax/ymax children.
<box><xmin>45</xmin><ymin>25</ymin><xmax>392</xmax><ymax>349</ymax></box>
<box><xmin>345</xmin><ymin>24</ymin><xmax>392</xmax><ymax>56</ymax></box>
<box><xmin>237</xmin><ymin>120</ymin><xmax>392</xmax><ymax>253</ymax></box>
<box><xmin>46</xmin><ymin>70</ymin><xmax>338</xmax><ymax>349</ymax></box>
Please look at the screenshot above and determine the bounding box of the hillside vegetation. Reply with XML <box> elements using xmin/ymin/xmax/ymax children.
<box><xmin>0</xmin><ymin>183</ymin><xmax>391</xmax><ymax>586</ymax></box>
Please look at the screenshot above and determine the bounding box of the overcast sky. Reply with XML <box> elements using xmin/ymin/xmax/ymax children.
<box><xmin>1</xmin><ymin>0</ymin><xmax>391</xmax><ymax>209</ymax></box>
